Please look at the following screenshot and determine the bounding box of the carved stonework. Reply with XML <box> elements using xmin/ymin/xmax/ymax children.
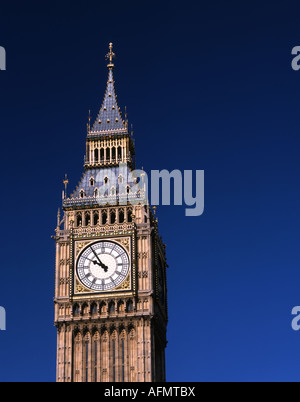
<box><xmin>118</xmin><ymin>237</ymin><xmax>130</xmax><ymax>251</ymax></box>
<box><xmin>54</xmin><ymin>44</ymin><xmax>167</xmax><ymax>383</ymax></box>
<box><xmin>75</xmin><ymin>278</ymin><xmax>92</xmax><ymax>294</ymax></box>
<box><xmin>75</xmin><ymin>241</ymin><xmax>91</xmax><ymax>258</ymax></box>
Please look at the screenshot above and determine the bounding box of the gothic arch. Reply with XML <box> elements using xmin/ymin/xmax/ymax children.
<box><xmin>108</xmin><ymin>301</ymin><xmax>115</xmax><ymax>314</ymax></box>
<box><xmin>110</xmin><ymin>209</ymin><xmax>116</xmax><ymax>224</ymax></box>
<box><xmin>102</xmin><ymin>210</ymin><xmax>107</xmax><ymax>224</ymax></box>
<box><xmin>94</xmin><ymin>149</ymin><xmax>99</xmax><ymax>162</ymax></box>
<box><xmin>118</xmin><ymin>208</ymin><xmax>125</xmax><ymax>223</ymax></box>
<box><xmin>73</xmin><ymin>304</ymin><xmax>80</xmax><ymax>317</ymax></box>
<box><xmin>91</xmin><ymin>302</ymin><xmax>98</xmax><ymax>315</ymax></box>
<box><xmin>76</xmin><ymin>212</ymin><xmax>82</xmax><ymax>227</ymax></box>
<box><xmin>84</xmin><ymin>211</ymin><xmax>91</xmax><ymax>226</ymax></box>
<box><xmin>126</xmin><ymin>299</ymin><xmax>134</xmax><ymax>312</ymax></box>
<box><xmin>93</xmin><ymin>210</ymin><xmax>99</xmax><ymax>225</ymax></box>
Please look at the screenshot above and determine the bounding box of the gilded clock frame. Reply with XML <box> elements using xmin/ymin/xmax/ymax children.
<box><xmin>69</xmin><ymin>230</ymin><xmax>136</xmax><ymax>301</ymax></box>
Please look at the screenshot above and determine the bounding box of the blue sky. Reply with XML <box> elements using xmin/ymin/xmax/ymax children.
<box><xmin>1</xmin><ymin>0</ymin><xmax>300</xmax><ymax>381</ymax></box>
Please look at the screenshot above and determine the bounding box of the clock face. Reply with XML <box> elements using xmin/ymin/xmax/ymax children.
<box><xmin>76</xmin><ymin>241</ymin><xmax>130</xmax><ymax>292</ymax></box>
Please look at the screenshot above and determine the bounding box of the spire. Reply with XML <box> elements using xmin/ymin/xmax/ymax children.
<box><xmin>90</xmin><ymin>43</ymin><xmax>127</xmax><ymax>135</ymax></box>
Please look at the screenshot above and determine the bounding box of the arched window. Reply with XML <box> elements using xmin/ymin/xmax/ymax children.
<box><xmin>93</xmin><ymin>211</ymin><xmax>99</xmax><ymax>225</ymax></box>
<box><xmin>85</xmin><ymin>212</ymin><xmax>91</xmax><ymax>226</ymax></box>
<box><xmin>91</xmin><ymin>303</ymin><xmax>98</xmax><ymax>315</ymax></box>
<box><xmin>76</xmin><ymin>213</ymin><xmax>82</xmax><ymax>227</ymax></box>
<box><xmin>100</xmin><ymin>148</ymin><xmax>104</xmax><ymax>162</ymax></box>
<box><xmin>127</xmin><ymin>209</ymin><xmax>132</xmax><ymax>223</ymax></box>
<box><xmin>106</xmin><ymin>148</ymin><xmax>110</xmax><ymax>161</ymax></box>
<box><xmin>110</xmin><ymin>210</ymin><xmax>116</xmax><ymax>224</ymax></box>
<box><xmin>94</xmin><ymin>149</ymin><xmax>99</xmax><ymax>162</ymax></box>
<box><xmin>94</xmin><ymin>188</ymin><xmax>99</xmax><ymax>198</ymax></box>
<box><xmin>117</xmin><ymin>146</ymin><xmax>122</xmax><ymax>160</ymax></box>
<box><xmin>90</xmin><ymin>177</ymin><xmax>95</xmax><ymax>186</ymax></box>
<box><xmin>102</xmin><ymin>211</ymin><xmax>107</xmax><ymax>225</ymax></box>
<box><xmin>108</xmin><ymin>302</ymin><xmax>115</xmax><ymax>314</ymax></box>
<box><xmin>73</xmin><ymin>304</ymin><xmax>80</xmax><ymax>316</ymax></box>
<box><xmin>112</xmin><ymin>147</ymin><xmax>116</xmax><ymax>161</ymax></box>
<box><xmin>80</xmin><ymin>189</ymin><xmax>85</xmax><ymax>198</ymax></box>
<box><xmin>119</xmin><ymin>209</ymin><xmax>124</xmax><ymax>223</ymax></box>
<box><xmin>126</xmin><ymin>300</ymin><xmax>134</xmax><ymax>312</ymax></box>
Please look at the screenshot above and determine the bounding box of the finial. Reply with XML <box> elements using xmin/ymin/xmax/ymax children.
<box><xmin>106</xmin><ymin>42</ymin><xmax>115</xmax><ymax>69</ymax></box>
<box><xmin>153</xmin><ymin>206</ymin><xmax>157</xmax><ymax>215</ymax></box>
<box><xmin>87</xmin><ymin>110</ymin><xmax>91</xmax><ymax>133</ymax></box>
<box><xmin>57</xmin><ymin>208</ymin><xmax>61</xmax><ymax>228</ymax></box>
<box><xmin>63</xmin><ymin>174</ymin><xmax>69</xmax><ymax>199</ymax></box>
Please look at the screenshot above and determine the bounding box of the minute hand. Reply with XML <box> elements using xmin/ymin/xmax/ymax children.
<box><xmin>91</xmin><ymin>247</ymin><xmax>108</xmax><ymax>272</ymax></box>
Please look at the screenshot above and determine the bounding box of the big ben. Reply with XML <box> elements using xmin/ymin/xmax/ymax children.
<box><xmin>53</xmin><ymin>44</ymin><xmax>168</xmax><ymax>382</ymax></box>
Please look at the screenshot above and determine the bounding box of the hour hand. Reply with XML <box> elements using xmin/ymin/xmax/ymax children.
<box><xmin>93</xmin><ymin>259</ymin><xmax>108</xmax><ymax>272</ymax></box>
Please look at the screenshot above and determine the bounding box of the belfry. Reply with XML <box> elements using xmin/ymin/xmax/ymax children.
<box><xmin>53</xmin><ymin>43</ymin><xmax>168</xmax><ymax>382</ymax></box>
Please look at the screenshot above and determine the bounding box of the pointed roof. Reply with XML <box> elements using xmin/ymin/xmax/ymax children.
<box><xmin>89</xmin><ymin>43</ymin><xmax>127</xmax><ymax>136</ymax></box>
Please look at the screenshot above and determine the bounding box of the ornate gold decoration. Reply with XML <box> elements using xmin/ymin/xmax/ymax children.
<box><xmin>76</xmin><ymin>283</ymin><xmax>87</xmax><ymax>293</ymax></box>
<box><xmin>106</xmin><ymin>42</ymin><xmax>115</xmax><ymax>69</ymax></box>
<box><xmin>114</xmin><ymin>277</ymin><xmax>130</xmax><ymax>291</ymax></box>
<box><xmin>118</xmin><ymin>237</ymin><xmax>130</xmax><ymax>251</ymax></box>
<box><xmin>75</xmin><ymin>241</ymin><xmax>90</xmax><ymax>258</ymax></box>
<box><xmin>63</xmin><ymin>174</ymin><xmax>69</xmax><ymax>199</ymax></box>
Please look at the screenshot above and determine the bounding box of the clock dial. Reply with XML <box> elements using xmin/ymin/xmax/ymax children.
<box><xmin>76</xmin><ymin>241</ymin><xmax>130</xmax><ymax>291</ymax></box>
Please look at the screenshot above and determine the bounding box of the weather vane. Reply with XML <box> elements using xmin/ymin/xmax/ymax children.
<box><xmin>106</xmin><ymin>42</ymin><xmax>115</xmax><ymax>69</ymax></box>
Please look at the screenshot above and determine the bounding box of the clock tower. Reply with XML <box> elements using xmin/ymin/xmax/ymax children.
<box><xmin>53</xmin><ymin>44</ymin><xmax>168</xmax><ymax>382</ymax></box>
